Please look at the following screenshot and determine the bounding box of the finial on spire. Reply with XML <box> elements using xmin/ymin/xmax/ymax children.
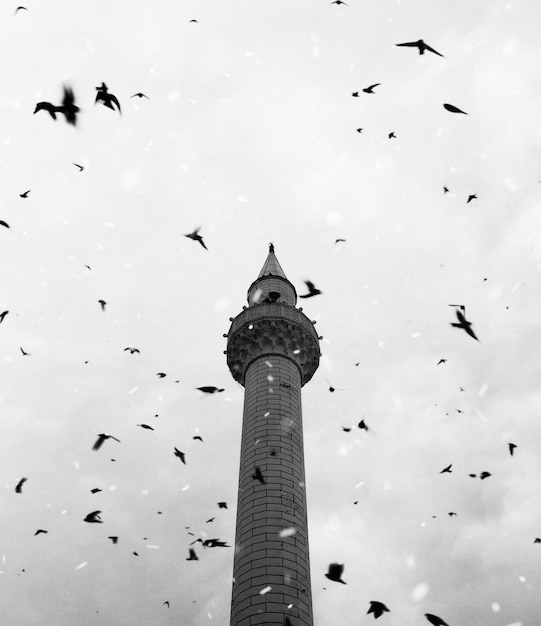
<box><xmin>269</xmin><ymin>242</ymin><xmax>274</xmax><ymax>253</ymax></box>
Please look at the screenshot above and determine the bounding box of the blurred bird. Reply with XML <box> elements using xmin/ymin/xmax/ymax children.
<box><xmin>450</xmin><ymin>306</ymin><xmax>479</xmax><ymax>341</ymax></box>
<box><xmin>341</xmin><ymin>426</ymin><xmax>352</xmax><ymax>432</ymax></box>
<box><xmin>440</xmin><ymin>463</ymin><xmax>452</xmax><ymax>474</ymax></box>
<box><xmin>325</xmin><ymin>562</ymin><xmax>346</xmax><ymax>584</ymax></box>
<box><xmin>331</xmin><ymin>0</ymin><xmax>348</xmax><ymax>4</ymax></box>
<box><xmin>395</xmin><ymin>39</ymin><xmax>443</xmax><ymax>56</ymax></box>
<box><xmin>34</xmin><ymin>84</ymin><xmax>79</xmax><ymax>125</ymax></box>
<box><xmin>73</xmin><ymin>163</ymin><xmax>84</xmax><ymax>171</ymax></box>
<box><xmin>34</xmin><ymin>529</ymin><xmax>48</xmax><ymax>536</ymax></box>
<box><xmin>83</xmin><ymin>510</ymin><xmax>103</xmax><ymax>523</ymax></box>
<box><xmin>15</xmin><ymin>6</ymin><xmax>28</xmax><ymax>13</ymax></box>
<box><xmin>448</xmin><ymin>512</ymin><xmax>457</xmax><ymax>517</ymax></box>
<box><xmin>124</xmin><ymin>347</ymin><xmax>140</xmax><ymax>353</ymax></box>
<box><xmin>425</xmin><ymin>613</ymin><xmax>449</xmax><ymax>626</ymax></box>
<box><xmin>0</xmin><ymin>220</ymin><xmax>9</xmax><ymax>228</ymax></box>
<box><xmin>443</xmin><ymin>103</ymin><xmax>468</xmax><ymax>115</ymax></box>
<box><xmin>362</xmin><ymin>83</ymin><xmax>381</xmax><ymax>93</ymax></box>
<box><xmin>156</xmin><ymin>372</ymin><xmax>167</xmax><ymax>378</ymax></box>
<box><xmin>466</xmin><ymin>194</ymin><xmax>477</xmax><ymax>203</ymax></box>
<box><xmin>186</xmin><ymin>548</ymin><xmax>199</xmax><ymax>560</ymax></box>
<box><xmin>95</xmin><ymin>82</ymin><xmax>121</xmax><ymax>113</ymax></box>
<box><xmin>335</xmin><ymin>238</ymin><xmax>346</xmax><ymax>244</ymax></box>
<box><xmin>174</xmin><ymin>448</ymin><xmax>186</xmax><ymax>464</ymax></box>
<box><xmin>108</xmin><ymin>536</ymin><xmax>118</xmax><ymax>544</ymax></box>
<box><xmin>479</xmin><ymin>471</ymin><xmax>491</xmax><ymax>479</ymax></box>
<box><xmin>443</xmin><ymin>186</ymin><xmax>450</xmax><ymax>194</ymax></box>
<box><xmin>388</xmin><ymin>131</ymin><xmax>396</xmax><ymax>139</ymax></box>
<box><xmin>508</xmin><ymin>443</ymin><xmax>517</xmax><ymax>456</ymax></box>
<box><xmin>534</xmin><ymin>538</ymin><xmax>541</xmax><ymax>544</ymax></box>
<box><xmin>137</xmin><ymin>423</ymin><xmax>154</xmax><ymax>430</ymax></box>
<box><xmin>19</xmin><ymin>190</ymin><xmax>31</xmax><ymax>198</ymax></box>
<box><xmin>98</xmin><ymin>299</ymin><xmax>107</xmax><ymax>311</ymax></box>
<box><xmin>437</xmin><ymin>359</ymin><xmax>447</xmax><ymax>365</ymax></box>
<box><xmin>367</xmin><ymin>601</ymin><xmax>390</xmax><ymax>619</ymax></box>
<box><xmin>299</xmin><ymin>280</ymin><xmax>322</xmax><ymax>298</ymax></box>
<box><xmin>206</xmin><ymin>517</ymin><xmax>215</xmax><ymax>524</ymax></box>
<box><xmin>90</xmin><ymin>488</ymin><xmax>102</xmax><ymax>494</ymax></box>
<box><xmin>356</xmin><ymin>128</ymin><xmax>363</xmax><ymax>133</ymax></box>
<box><xmin>92</xmin><ymin>433</ymin><xmax>121</xmax><ymax>451</ymax></box>
<box><xmin>130</xmin><ymin>92</ymin><xmax>149</xmax><ymax>99</ymax></box>
<box><xmin>197</xmin><ymin>386</ymin><xmax>224</xmax><ymax>393</ymax></box>
<box><xmin>184</xmin><ymin>227</ymin><xmax>208</xmax><ymax>250</ymax></box>
<box><xmin>0</xmin><ymin>310</ymin><xmax>9</xmax><ymax>323</ymax></box>
<box><xmin>217</xmin><ymin>502</ymin><xmax>228</xmax><ymax>509</ymax></box>
<box><xmin>252</xmin><ymin>466</ymin><xmax>266</xmax><ymax>484</ymax></box>
<box><xmin>358</xmin><ymin>419</ymin><xmax>371</xmax><ymax>432</ymax></box>
<box><xmin>263</xmin><ymin>291</ymin><xmax>281</xmax><ymax>304</ymax></box>
<box><xmin>20</xmin><ymin>347</ymin><xmax>30</xmax><ymax>356</ymax></box>
<box><xmin>163</xmin><ymin>601</ymin><xmax>170</xmax><ymax>608</ymax></box>
<box><xmin>15</xmin><ymin>477</ymin><xmax>28</xmax><ymax>493</ymax></box>
<box><xmin>193</xmin><ymin>435</ymin><xmax>203</xmax><ymax>442</ymax></box>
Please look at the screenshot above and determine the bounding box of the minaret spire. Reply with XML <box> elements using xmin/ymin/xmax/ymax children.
<box><xmin>226</xmin><ymin>246</ymin><xmax>320</xmax><ymax>625</ymax></box>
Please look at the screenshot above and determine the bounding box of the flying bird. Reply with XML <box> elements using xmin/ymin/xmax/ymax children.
<box><xmin>395</xmin><ymin>39</ymin><xmax>444</xmax><ymax>56</ymax></box>
<box><xmin>98</xmin><ymin>299</ymin><xmax>107</xmax><ymax>311</ymax></box>
<box><xmin>174</xmin><ymin>448</ymin><xmax>186</xmax><ymax>464</ymax></box>
<box><xmin>83</xmin><ymin>510</ymin><xmax>103</xmax><ymax>523</ymax></box>
<box><xmin>367</xmin><ymin>601</ymin><xmax>390</xmax><ymax>619</ymax></box>
<box><xmin>299</xmin><ymin>280</ymin><xmax>322</xmax><ymax>298</ymax></box>
<box><xmin>0</xmin><ymin>220</ymin><xmax>9</xmax><ymax>229</ymax></box>
<box><xmin>440</xmin><ymin>463</ymin><xmax>452</xmax><ymax>474</ymax></box>
<box><xmin>450</xmin><ymin>306</ymin><xmax>479</xmax><ymax>341</ymax></box>
<box><xmin>15</xmin><ymin>6</ymin><xmax>28</xmax><ymax>13</ymax></box>
<box><xmin>443</xmin><ymin>186</ymin><xmax>450</xmax><ymax>194</ymax></box>
<box><xmin>186</xmin><ymin>548</ymin><xmax>199</xmax><ymax>560</ymax></box>
<box><xmin>443</xmin><ymin>103</ymin><xmax>468</xmax><ymax>115</ymax></box>
<box><xmin>466</xmin><ymin>194</ymin><xmax>477</xmax><ymax>203</ymax></box>
<box><xmin>217</xmin><ymin>502</ymin><xmax>228</xmax><ymax>509</ymax></box>
<box><xmin>325</xmin><ymin>562</ymin><xmax>346</xmax><ymax>584</ymax></box>
<box><xmin>479</xmin><ymin>471</ymin><xmax>491</xmax><ymax>479</ymax></box>
<box><xmin>437</xmin><ymin>359</ymin><xmax>447</xmax><ymax>365</ymax></box>
<box><xmin>331</xmin><ymin>0</ymin><xmax>348</xmax><ymax>4</ymax></box>
<box><xmin>34</xmin><ymin>84</ymin><xmax>79</xmax><ymax>125</ymax></box>
<box><xmin>358</xmin><ymin>419</ymin><xmax>371</xmax><ymax>432</ymax></box>
<box><xmin>362</xmin><ymin>83</ymin><xmax>381</xmax><ymax>94</ymax></box>
<box><xmin>335</xmin><ymin>238</ymin><xmax>346</xmax><ymax>244</ymax></box>
<box><xmin>156</xmin><ymin>372</ymin><xmax>167</xmax><ymax>378</ymax></box>
<box><xmin>0</xmin><ymin>310</ymin><xmax>9</xmax><ymax>323</ymax></box>
<box><xmin>15</xmin><ymin>477</ymin><xmax>28</xmax><ymax>493</ymax></box>
<box><xmin>73</xmin><ymin>163</ymin><xmax>84</xmax><ymax>171</ymax></box>
<box><xmin>388</xmin><ymin>131</ymin><xmax>396</xmax><ymax>139</ymax></box>
<box><xmin>34</xmin><ymin>529</ymin><xmax>48</xmax><ymax>536</ymax></box>
<box><xmin>92</xmin><ymin>433</ymin><xmax>121</xmax><ymax>451</ymax></box>
<box><xmin>534</xmin><ymin>538</ymin><xmax>541</xmax><ymax>544</ymax></box>
<box><xmin>341</xmin><ymin>426</ymin><xmax>352</xmax><ymax>432</ymax></box>
<box><xmin>206</xmin><ymin>517</ymin><xmax>215</xmax><ymax>524</ymax></box>
<box><xmin>130</xmin><ymin>92</ymin><xmax>149</xmax><ymax>99</ymax></box>
<box><xmin>90</xmin><ymin>488</ymin><xmax>102</xmax><ymax>494</ymax></box>
<box><xmin>124</xmin><ymin>347</ymin><xmax>140</xmax><ymax>354</ymax></box>
<box><xmin>108</xmin><ymin>536</ymin><xmax>118</xmax><ymax>544</ymax></box>
<box><xmin>95</xmin><ymin>82</ymin><xmax>121</xmax><ymax>114</ymax></box>
<box><xmin>193</xmin><ymin>435</ymin><xmax>203</xmax><ymax>442</ymax></box>
<box><xmin>20</xmin><ymin>347</ymin><xmax>30</xmax><ymax>356</ymax></box>
<box><xmin>425</xmin><ymin>613</ymin><xmax>450</xmax><ymax>626</ymax></box>
<box><xmin>252</xmin><ymin>466</ymin><xmax>266</xmax><ymax>484</ymax></box>
<box><xmin>508</xmin><ymin>443</ymin><xmax>517</xmax><ymax>456</ymax></box>
<box><xmin>202</xmin><ymin>538</ymin><xmax>230</xmax><ymax>548</ymax></box>
<box><xmin>184</xmin><ymin>227</ymin><xmax>208</xmax><ymax>250</ymax></box>
<box><xmin>197</xmin><ymin>386</ymin><xmax>224</xmax><ymax>393</ymax></box>
<box><xmin>19</xmin><ymin>190</ymin><xmax>31</xmax><ymax>198</ymax></box>
<box><xmin>163</xmin><ymin>601</ymin><xmax>170</xmax><ymax>608</ymax></box>
<box><xmin>137</xmin><ymin>423</ymin><xmax>154</xmax><ymax>430</ymax></box>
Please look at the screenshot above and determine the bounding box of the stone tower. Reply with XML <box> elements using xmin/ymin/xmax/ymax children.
<box><xmin>226</xmin><ymin>244</ymin><xmax>321</xmax><ymax>626</ymax></box>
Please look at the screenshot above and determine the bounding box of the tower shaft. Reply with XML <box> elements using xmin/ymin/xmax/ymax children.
<box><xmin>230</xmin><ymin>354</ymin><xmax>313</xmax><ymax>625</ymax></box>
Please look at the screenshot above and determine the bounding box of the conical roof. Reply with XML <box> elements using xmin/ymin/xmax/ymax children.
<box><xmin>257</xmin><ymin>243</ymin><xmax>287</xmax><ymax>279</ymax></box>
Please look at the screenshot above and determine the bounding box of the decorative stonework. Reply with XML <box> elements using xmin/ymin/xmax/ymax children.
<box><xmin>226</xmin><ymin>303</ymin><xmax>320</xmax><ymax>386</ymax></box>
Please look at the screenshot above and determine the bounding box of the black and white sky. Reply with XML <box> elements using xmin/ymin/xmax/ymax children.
<box><xmin>1</xmin><ymin>1</ymin><xmax>541</xmax><ymax>625</ymax></box>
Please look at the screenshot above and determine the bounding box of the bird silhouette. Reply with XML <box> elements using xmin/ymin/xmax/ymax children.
<box><xmin>466</xmin><ymin>194</ymin><xmax>477</xmax><ymax>203</ymax></box>
<box><xmin>156</xmin><ymin>372</ymin><xmax>167</xmax><ymax>378</ymax></box>
<box><xmin>20</xmin><ymin>347</ymin><xmax>30</xmax><ymax>356</ymax></box>
<box><xmin>534</xmin><ymin>538</ymin><xmax>541</xmax><ymax>544</ymax></box>
<box><xmin>217</xmin><ymin>502</ymin><xmax>228</xmax><ymax>509</ymax></box>
<box><xmin>206</xmin><ymin>517</ymin><xmax>215</xmax><ymax>524</ymax></box>
<box><xmin>424</xmin><ymin>613</ymin><xmax>450</xmax><ymax>626</ymax></box>
<box><xmin>395</xmin><ymin>39</ymin><xmax>444</xmax><ymax>56</ymax></box>
<box><xmin>95</xmin><ymin>82</ymin><xmax>121</xmax><ymax>113</ymax></box>
<box><xmin>388</xmin><ymin>131</ymin><xmax>396</xmax><ymax>139</ymax></box>
<box><xmin>15</xmin><ymin>6</ymin><xmax>28</xmax><ymax>14</ymax></box>
<box><xmin>193</xmin><ymin>435</ymin><xmax>203</xmax><ymax>442</ymax></box>
<box><xmin>130</xmin><ymin>92</ymin><xmax>149</xmax><ymax>99</ymax></box>
<box><xmin>92</xmin><ymin>433</ymin><xmax>121</xmax><ymax>451</ymax></box>
<box><xmin>90</xmin><ymin>488</ymin><xmax>102</xmax><ymax>494</ymax></box>
<box><xmin>356</xmin><ymin>128</ymin><xmax>363</xmax><ymax>133</ymax></box>
<box><xmin>362</xmin><ymin>83</ymin><xmax>381</xmax><ymax>94</ymax></box>
<box><xmin>15</xmin><ymin>477</ymin><xmax>28</xmax><ymax>493</ymax></box>
<box><xmin>73</xmin><ymin>163</ymin><xmax>84</xmax><ymax>171</ymax></box>
<box><xmin>450</xmin><ymin>306</ymin><xmax>479</xmax><ymax>341</ymax></box>
<box><xmin>137</xmin><ymin>423</ymin><xmax>154</xmax><ymax>431</ymax></box>
<box><xmin>325</xmin><ymin>562</ymin><xmax>346</xmax><ymax>584</ymax></box>
<box><xmin>443</xmin><ymin>186</ymin><xmax>450</xmax><ymax>194</ymax></box>
<box><xmin>108</xmin><ymin>536</ymin><xmax>118</xmax><ymax>544</ymax></box>
<box><xmin>34</xmin><ymin>85</ymin><xmax>79</xmax><ymax>125</ymax></box>
<box><xmin>331</xmin><ymin>0</ymin><xmax>348</xmax><ymax>4</ymax></box>
<box><xmin>163</xmin><ymin>601</ymin><xmax>170</xmax><ymax>608</ymax></box>
<box><xmin>0</xmin><ymin>220</ymin><xmax>9</xmax><ymax>228</ymax></box>
<box><xmin>34</xmin><ymin>529</ymin><xmax>48</xmax><ymax>536</ymax></box>
<box><xmin>335</xmin><ymin>238</ymin><xmax>347</xmax><ymax>244</ymax></box>
<box><xmin>508</xmin><ymin>443</ymin><xmax>517</xmax><ymax>456</ymax></box>
<box><xmin>440</xmin><ymin>463</ymin><xmax>452</xmax><ymax>474</ymax></box>
<box><xmin>174</xmin><ymin>448</ymin><xmax>186</xmax><ymax>464</ymax></box>
<box><xmin>197</xmin><ymin>386</ymin><xmax>224</xmax><ymax>393</ymax></box>
<box><xmin>437</xmin><ymin>359</ymin><xmax>447</xmax><ymax>365</ymax></box>
<box><xmin>83</xmin><ymin>510</ymin><xmax>103</xmax><ymax>523</ymax></box>
<box><xmin>19</xmin><ymin>190</ymin><xmax>31</xmax><ymax>198</ymax></box>
<box><xmin>367</xmin><ymin>600</ymin><xmax>390</xmax><ymax>619</ymax></box>
<box><xmin>186</xmin><ymin>548</ymin><xmax>199</xmax><ymax>560</ymax></box>
<box><xmin>479</xmin><ymin>471</ymin><xmax>491</xmax><ymax>479</ymax></box>
<box><xmin>124</xmin><ymin>347</ymin><xmax>140</xmax><ymax>354</ymax></box>
<box><xmin>98</xmin><ymin>299</ymin><xmax>107</xmax><ymax>311</ymax></box>
<box><xmin>252</xmin><ymin>466</ymin><xmax>266</xmax><ymax>484</ymax></box>
<box><xmin>299</xmin><ymin>280</ymin><xmax>322</xmax><ymax>298</ymax></box>
<box><xmin>184</xmin><ymin>227</ymin><xmax>208</xmax><ymax>250</ymax></box>
<box><xmin>443</xmin><ymin>103</ymin><xmax>468</xmax><ymax>115</ymax></box>
<box><xmin>0</xmin><ymin>310</ymin><xmax>9</xmax><ymax>323</ymax></box>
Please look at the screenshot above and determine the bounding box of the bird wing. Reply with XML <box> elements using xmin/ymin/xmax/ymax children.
<box><xmin>424</xmin><ymin>43</ymin><xmax>444</xmax><ymax>56</ymax></box>
<box><xmin>395</xmin><ymin>41</ymin><xmax>419</xmax><ymax>48</ymax></box>
<box><xmin>110</xmin><ymin>94</ymin><xmax>122</xmax><ymax>113</ymax></box>
<box><xmin>0</xmin><ymin>221</ymin><xmax>10</xmax><ymax>228</ymax></box>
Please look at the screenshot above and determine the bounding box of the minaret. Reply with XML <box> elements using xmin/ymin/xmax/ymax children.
<box><xmin>226</xmin><ymin>244</ymin><xmax>321</xmax><ymax>626</ymax></box>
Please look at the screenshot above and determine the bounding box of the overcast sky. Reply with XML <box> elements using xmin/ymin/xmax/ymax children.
<box><xmin>1</xmin><ymin>1</ymin><xmax>541</xmax><ymax>625</ymax></box>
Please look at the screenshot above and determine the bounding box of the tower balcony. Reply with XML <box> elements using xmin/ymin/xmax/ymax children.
<box><xmin>226</xmin><ymin>303</ymin><xmax>320</xmax><ymax>387</ymax></box>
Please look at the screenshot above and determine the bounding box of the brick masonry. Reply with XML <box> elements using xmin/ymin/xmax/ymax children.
<box><xmin>230</xmin><ymin>354</ymin><xmax>314</xmax><ymax>626</ymax></box>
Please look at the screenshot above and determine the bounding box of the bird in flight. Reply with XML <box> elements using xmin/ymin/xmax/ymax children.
<box><xmin>98</xmin><ymin>299</ymin><xmax>107</xmax><ymax>311</ymax></box>
<box><xmin>174</xmin><ymin>448</ymin><xmax>186</xmax><ymax>464</ymax></box>
<box><xmin>0</xmin><ymin>220</ymin><xmax>9</xmax><ymax>229</ymax></box>
<box><xmin>92</xmin><ymin>433</ymin><xmax>121</xmax><ymax>451</ymax></box>
<box><xmin>325</xmin><ymin>562</ymin><xmax>347</xmax><ymax>584</ymax></box>
<box><xmin>437</xmin><ymin>358</ymin><xmax>447</xmax><ymax>365</ymax></box>
<box><xmin>156</xmin><ymin>372</ymin><xmax>167</xmax><ymax>378</ymax></box>
<box><xmin>73</xmin><ymin>163</ymin><xmax>84</xmax><ymax>172</ymax></box>
<box><xmin>124</xmin><ymin>346</ymin><xmax>140</xmax><ymax>354</ymax></box>
<box><xmin>34</xmin><ymin>529</ymin><xmax>48</xmax><ymax>536</ymax></box>
<box><xmin>34</xmin><ymin>85</ymin><xmax>79</xmax><ymax>125</ymax></box>
<box><xmin>466</xmin><ymin>194</ymin><xmax>477</xmax><ymax>204</ymax></box>
<box><xmin>299</xmin><ymin>280</ymin><xmax>322</xmax><ymax>298</ymax></box>
<box><xmin>450</xmin><ymin>305</ymin><xmax>479</xmax><ymax>341</ymax></box>
<box><xmin>425</xmin><ymin>613</ymin><xmax>450</xmax><ymax>626</ymax></box>
<box><xmin>440</xmin><ymin>463</ymin><xmax>452</xmax><ymax>474</ymax></box>
<box><xmin>443</xmin><ymin>103</ymin><xmax>468</xmax><ymax>115</ymax></box>
<box><xmin>108</xmin><ymin>536</ymin><xmax>119</xmax><ymax>544</ymax></box>
<box><xmin>0</xmin><ymin>310</ymin><xmax>8</xmax><ymax>323</ymax></box>
<box><xmin>388</xmin><ymin>131</ymin><xmax>396</xmax><ymax>139</ymax></box>
<box><xmin>508</xmin><ymin>443</ymin><xmax>517</xmax><ymax>456</ymax></box>
<box><xmin>197</xmin><ymin>386</ymin><xmax>224</xmax><ymax>393</ymax></box>
<box><xmin>217</xmin><ymin>502</ymin><xmax>228</xmax><ymax>509</ymax></box>
<box><xmin>15</xmin><ymin>6</ymin><xmax>28</xmax><ymax>14</ymax></box>
<box><xmin>395</xmin><ymin>39</ymin><xmax>444</xmax><ymax>57</ymax></box>
<box><xmin>331</xmin><ymin>0</ymin><xmax>348</xmax><ymax>4</ymax></box>
<box><xmin>83</xmin><ymin>510</ymin><xmax>103</xmax><ymax>523</ymax></box>
<box><xmin>335</xmin><ymin>238</ymin><xmax>346</xmax><ymax>244</ymax></box>
<box><xmin>130</xmin><ymin>92</ymin><xmax>149</xmax><ymax>99</ymax></box>
<box><xmin>479</xmin><ymin>471</ymin><xmax>491</xmax><ymax>479</ymax></box>
<box><xmin>95</xmin><ymin>82</ymin><xmax>121</xmax><ymax>114</ymax></box>
<box><xmin>184</xmin><ymin>227</ymin><xmax>208</xmax><ymax>250</ymax></box>
<box><xmin>15</xmin><ymin>477</ymin><xmax>28</xmax><ymax>493</ymax></box>
<box><xmin>367</xmin><ymin>601</ymin><xmax>390</xmax><ymax>619</ymax></box>
<box><xmin>186</xmin><ymin>548</ymin><xmax>199</xmax><ymax>561</ymax></box>
<box><xmin>19</xmin><ymin>190</ymin><xmax>31</xmax><ymax>198</ymax></box>
<box><xmin>362</xmin><ymin>83</ymin><xmax>381</xmax><ymax>94</ymax></box>
<box><xmin>20</xmin><ymin>346</ymin><xmax>30</xmax><ymax>356</ymax></box>
<box><xmin>137</xmin><ymin>423</ymin><xmax>154</xmax><ymax>431</ymax></box>
<box><xmin>252</xmin><ymin>466</ymin><xmax>266</xmax><ymax>484</ymax></box>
